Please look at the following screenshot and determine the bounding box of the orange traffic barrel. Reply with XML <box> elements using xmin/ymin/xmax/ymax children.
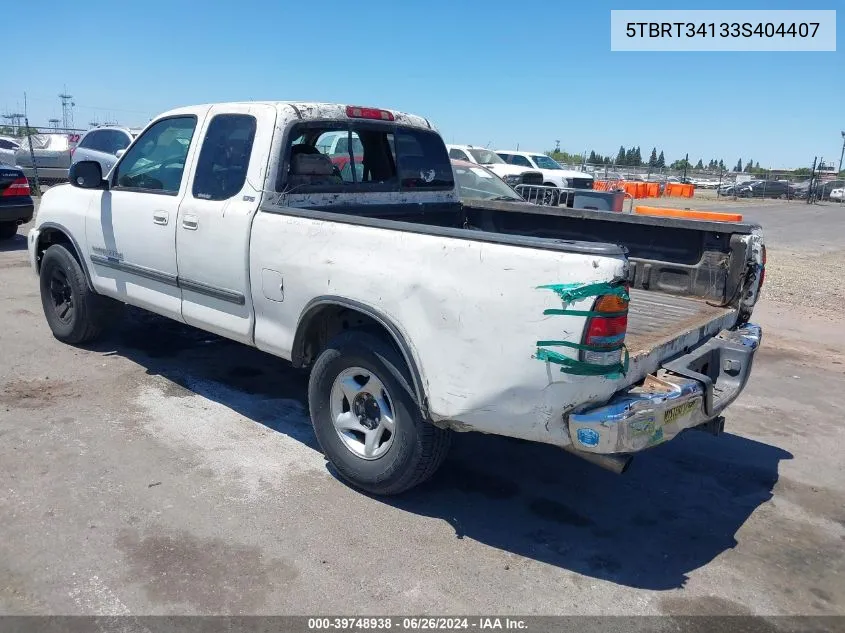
<box><xmin>634</xmin><ymin>205</ymin><xmax>743</xmax><ymax>222</ymax></box>
<box><xmin>646</xmin><ymin>182</ymin><xmax>659</xmax><ymax>197</ymax></box>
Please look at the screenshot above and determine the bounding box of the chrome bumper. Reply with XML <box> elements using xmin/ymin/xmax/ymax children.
<box><xmin>568</xmin><ymin>324</ymin><xmax>762</xmax><ymax>454</ymax></box>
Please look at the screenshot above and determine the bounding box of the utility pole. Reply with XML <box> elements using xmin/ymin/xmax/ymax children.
<box><xmin>683</xmin><ymin>152</ymin><xmax>689</xmax><ymax>182</ymax></box>
<box><xmin>24</xmin><ymin>93</ymin><xmax>40</xmax><ymax>196</ymax></box>
<box><xmin>807</xmin><ymin>156</ymin><xmax>817</xmax><ymax>205</ymax></box>
<box><xmin>838</xmin><ymin>131</ymin><xmax>845</xmax><ymax>175</ymax></box>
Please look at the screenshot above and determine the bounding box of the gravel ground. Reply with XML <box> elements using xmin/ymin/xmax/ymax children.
<box><xmin>1</xmin><ymin>199</ymin><xmax>843</xmax><ymax>620</ymax></box>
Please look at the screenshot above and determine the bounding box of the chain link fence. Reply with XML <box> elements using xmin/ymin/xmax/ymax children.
<box><xmin>552</xmin><ymin>161</ymin><xmax>843</xmax><ymax>203</ymax></box>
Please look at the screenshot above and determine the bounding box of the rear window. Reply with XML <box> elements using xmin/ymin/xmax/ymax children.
<box><xmin>280</xmin><ymin>123</ymin><xmax>452</xmax><ymax>193</ymax></box>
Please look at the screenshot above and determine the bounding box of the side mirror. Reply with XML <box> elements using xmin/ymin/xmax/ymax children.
<box><xmin>69</xmin><ymin>161</ymin><xmax>107</xmax><ymax>190</ymax></box>
<box><xmin>115</xmin><ymin>149</ymin><xmax>125</xmax><ymax>158</ymax></box>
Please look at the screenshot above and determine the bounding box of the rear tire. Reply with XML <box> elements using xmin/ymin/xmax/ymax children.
<box><xmin>308</xmin><ymin>330</ymin><xmax>451</xmax><ymax>495</ymax></box>
<box><xmin>39</xmin><ymin>244</ymin><xmax>121</xmax><ymax>344</ymax></box>
<box><xmin>0</xmin><ymin>222</ymin><xmax>18</xmax><ymax>240</ymax></box>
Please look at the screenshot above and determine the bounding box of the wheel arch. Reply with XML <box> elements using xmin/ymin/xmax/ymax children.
<box><xmin>35</xmin><ymin>222</ymin><xmax>94</xmax><ymax>291</ymax></box>
<box><xmin>292</xmin><ymin>296</ymin><xmax>428</xmax><ymax>416</ymax></box>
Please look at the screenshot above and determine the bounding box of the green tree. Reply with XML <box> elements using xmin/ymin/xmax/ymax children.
<box><xmin>734</xmin><ymin>159</ymin><xmax>743</xmax><ymax>172</ymax></box>
<box><xmin>648</xmin><ymin>147</ymin><xmax>657</xmax><ymax>167</ymax></box>
<box><xmin>718</xmin><ymin>159</ymin><xmax>725</xmax><ymax>171</ymax></box>
<box><xmin>615</xmin><ymin>146</ymin><xmax>626</xmax><ymax>165</ymax></box>
<box><xmin>744</xmin><ymin>159</ymin><xmax>754</xmax><ymax>173</ymax></box>
<box><xmin>755</xmin><ymin>161</ymin><xmax>760</xmax><ymax>170</ymax></box>
<box><xmin>588</xmin><ymin>150</ymin><xmax>597</xmax><ymax>163</ymax></box>
<box><xmin>656</xmin><ymin>150</ymin><xmax>665</xmax><ymax>168</ymax></box>
<box><xmin>634</xmin><ymin>146</ymin><xmax>642</xmax><ymax>166</ymax></box>
<box><xmin>792</xmin><ymin>167</ymin><xmax>811</xmax><ymax>176</ymax></box>
<box><xmin>695</xmin><ymin>159</ymin><xmax>704</xmax><ymax>169</ymax></box>
<box><xmin>670</xmin><ymin>158</ymin><xmax>692</xmax><ymax>170</ymax></box>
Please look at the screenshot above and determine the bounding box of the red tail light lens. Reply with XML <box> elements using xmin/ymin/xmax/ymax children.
<box><xmin>581</xmin><ymin>292</ymin><xmax>628</xmax><ymax>366</ymax></box>
<box><xmin>2</xmin><ymin>177</ymin><xmax>30</xmax><ymax>197</ymax></box>
<box><xmin>346</xmin><ymin>105</ymin><xmax>395</xmax><ymax>121</ymax></box>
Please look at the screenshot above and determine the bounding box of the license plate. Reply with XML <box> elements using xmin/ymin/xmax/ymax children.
<box><xmin>663</xmin><ymin>398</ymin><xmax>700</xmax><ymax>425</ymax></box>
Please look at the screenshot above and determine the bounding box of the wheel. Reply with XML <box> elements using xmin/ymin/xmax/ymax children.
<box><xmin>0</xmin><ymin>222</ymin><xmax>18</xmax><ymax>240</ymax></box>
<box><xmin>308</xmin><ymin>330</ymin><xmax>451</xmax><ymax>495</ymax></box>
<box><xmin>39</xmin><ymin>244</ymin><xmax>121</xmax><ymax>344</ymax></box>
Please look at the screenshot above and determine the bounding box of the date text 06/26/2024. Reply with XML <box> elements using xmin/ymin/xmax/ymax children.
<box><xmin>610</xmin><ymin>9</ymin><xmax>836</xmax><ymax>51</ymax></box>
<box><xmin>307</xmin><ymin>617</ymin><xmax>528</xmax><ymax>630</ymax></box>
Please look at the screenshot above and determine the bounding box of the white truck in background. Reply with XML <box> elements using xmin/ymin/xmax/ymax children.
<box><xmin>29</xmin><ymin>101</ymin><xmax>765</xmax><ymax>495</ymax></box>
<box><xmin>495</xmin><ymin>149</ymin><xmax>595</xmax><ymax>190</ymax></box>
<box><xmin>445</xmin><ymin>144</ymin><xmax>534</xmax><ymax>187</ymax></box>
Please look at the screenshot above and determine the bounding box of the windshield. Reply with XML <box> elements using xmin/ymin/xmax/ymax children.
<box><xmin>531</xmin><ymin>155</ymin><xmax>562</xmax><ymax>169</ymax></box>
<box><xmin>453</xmin><ymin>163</ymin><xmax>523</xmax><ymax>201</ymax></box>
<box><xmin>467</xmin><ymin>148</ymin><xmax>505</xmax><ymax>165</ymax></box>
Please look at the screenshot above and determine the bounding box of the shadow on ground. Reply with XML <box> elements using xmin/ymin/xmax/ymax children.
<box><xmin>0</xmin><ymin>233</ymin><xmax>27</xmax><ymax>252</ymax></box>
<box><xmin>97</xmin><ymin>309</ymin><xmax>792</xmax><ymax>591</ymax></box>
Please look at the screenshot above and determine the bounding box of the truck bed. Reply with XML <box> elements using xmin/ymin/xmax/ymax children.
<box><xmin>626</xmin><ymin>289</ymin><xmax>736</xmax><ymax>359</ymax></box>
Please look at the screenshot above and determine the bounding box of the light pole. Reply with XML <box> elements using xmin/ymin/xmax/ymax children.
<box><xmin>838</xmin><ymin>131</ymin><xmax>845</xmax><ymax>175</ymax></box>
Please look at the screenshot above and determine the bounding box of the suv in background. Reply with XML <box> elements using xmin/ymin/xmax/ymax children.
<box><xmin>71</xmin><ymin>126</ymin><xmax>139</xmax><ymax>176</ymax></box>
<box><xmin>495</xmin><ymin>150</ymin><xmax>594</xmax><ymax>189</ymax></box>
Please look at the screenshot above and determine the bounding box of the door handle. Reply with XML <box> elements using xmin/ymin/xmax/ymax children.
<box><xmin>182</xmin><ymin>215</ymin><xmax>199</xmax><ymax>230</ymax></box>
<box><xmin>153</xmin><ymin>211</ymin><xmax>169</xmax><ymax>225</ymax></box>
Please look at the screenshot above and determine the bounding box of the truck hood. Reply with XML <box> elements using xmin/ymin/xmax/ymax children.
<box><xmin>482</xmin><ymin>163</ymin><xmax>533</xmax><ymax>178</ymax></box>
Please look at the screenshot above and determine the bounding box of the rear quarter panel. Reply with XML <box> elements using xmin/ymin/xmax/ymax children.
<box><xmin>250</xmin><ymin>211</ymin><xmax>629</xmax><ymax>446</ymax></box>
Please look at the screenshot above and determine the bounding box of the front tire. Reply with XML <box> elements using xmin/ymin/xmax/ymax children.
<box><xmin>39</xmin><ymin>244</ymin><xmax>119</xmax><ymax>344</ymax></box>
<box><xmin>0</xmin><ymin>221</ymin><xmax>18</xmax><ymax>240</ymax></box>
<box><xmin>308</xmin><ymin>330</ymin><xmax>451</xmax><ymax>495</ymax></box>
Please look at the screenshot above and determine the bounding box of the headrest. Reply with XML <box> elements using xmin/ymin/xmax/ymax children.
<box><xmin>290</xmin><ymin>153</ymin><xmax>335</xmax><ymax>176</ymax></box>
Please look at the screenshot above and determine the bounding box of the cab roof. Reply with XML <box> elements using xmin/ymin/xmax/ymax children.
<box><xmin>154</xmin><ymin>101</ymin><xmax>434</xmax><ymax>131</ymax></box>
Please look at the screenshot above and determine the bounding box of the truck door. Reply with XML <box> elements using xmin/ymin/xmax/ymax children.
<box><xmin>175</xmin><ymin>104</ymin><xmax>275</xmax><ymax>344</ymax></box>
<box><xmin>86</xmin><ymin>114</ymin><xmax>202</xmax><ymax>321</ymax></box>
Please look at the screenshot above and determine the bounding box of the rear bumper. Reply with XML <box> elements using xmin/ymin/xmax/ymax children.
<box><xmin>567</xmin><ymin>323</ymin><xmax>762</xmax><ymax>454</ymax></box>
<box><xmin>0</xmin><ymin>200</ymin><xmax>34</xmax><ymax>223</ymax></box>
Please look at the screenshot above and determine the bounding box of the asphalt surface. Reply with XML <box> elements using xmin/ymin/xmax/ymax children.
<box><xmin>1</xmin><ymin>199</ymin><xmax>843</xmax><ymax>617</ymax></box>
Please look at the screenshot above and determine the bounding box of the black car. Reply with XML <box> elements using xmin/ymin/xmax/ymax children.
<box><xmin>736</xmin><ymin>180</ymin><xmax>791</xmax><ymax>199</ymax></box>
<box><xmin>0</xmin><ymin>164</ymin><xmax>34</xmax><ymax>240</ymax></box>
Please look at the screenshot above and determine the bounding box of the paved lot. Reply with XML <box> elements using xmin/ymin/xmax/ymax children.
<box><xmin>1</xmin><ymin>200</ymin><xmax>843</xmax><ymax>616</ymax></box>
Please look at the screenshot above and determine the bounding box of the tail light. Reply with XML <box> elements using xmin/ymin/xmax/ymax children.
<box><xmin>2</xmin><ymin>177</ymin><xmax>30</xmax><ymax>197</ymax></box>
<box><xmin>69</xmin><ymin>147</ymin><xmax>75</xmax><ymax>158</ymax></box>
<box><xmin>346</xmin><ymin>105</ymin><xmax>395</xmax><ymax>121</ymax></box>
<box><xmin>581</xmin><ymin>291</ymin><xmax>628</xmax><ymax>367</ymax></box>
<box><xmin>758</xmin><ymin>245</ymin><xmax>766</xmax><ymax>290</ymax></box>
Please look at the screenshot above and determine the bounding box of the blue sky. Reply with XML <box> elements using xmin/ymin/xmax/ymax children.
<box><xmin>8</xmin><ymin>1</ymin><xmax>843</xmax><ymax>168</ymax></box>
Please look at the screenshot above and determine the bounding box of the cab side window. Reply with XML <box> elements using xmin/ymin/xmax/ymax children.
<box><xmin>113</xmin><ymin>117</ymin><xmax>196</xmax><ymax>194</ymax></box>
<box><xmin>192</xmin><ymin>114</ymin><xmax>257</xmax><ymax>201</ymax></box>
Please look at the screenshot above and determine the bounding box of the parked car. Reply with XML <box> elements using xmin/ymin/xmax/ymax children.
<box><xmin>736</xmin><ymin>180</ymin><xmax>791</xmax><ymax>199</ymax></box>
<box><xmin>30</xmin><ymin>100</ymin><xmax>765</xmax><ymax>495</ymax></box>
<box><xmin>71</xmin><ymin>126</ymin><xmax>139</xmax><ymax>176</ymax></box>
<box><xmin>495</xmin><ymin>150</ymin><xmax>594</xmax><ymax>190</ymax></box>
<box><xmin>446</xmin><ymin>144</ymin><xmax>529</xmax><ymax>185</ymax></box>
<box><xmin>14</xmin><ymin>133</ymin><xmax>73</xmax><ymax>184</ymax></box>
<box><xmin>829</xmin><ymin>187</ymin><xmax>844</xmax><ymax>201</ymax></box>
<box><xmin>450</xmin><ymin>159</ymin><xmax>530</xmax><ymax>203</ymax></box>
<box><xmin>315</xmin><ymin>130</ymin><xmax>365</xmax><ymax>157</ymax></box>
<box><xmin>0</xmin><ymin>164</ymin><xmax>34</xmax><ymax>239</ymax></box>
<box><xmin>0</xmin><ymin>136</ymin><xmax>21</xmax><ymax>166</ymax></box>
<box><xmin>814</xmin><ymin>179</ymin><xmax>845</xmax><ymax>200</ymax></box>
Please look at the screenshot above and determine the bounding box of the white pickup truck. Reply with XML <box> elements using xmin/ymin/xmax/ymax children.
<box><xmin>28</xmin><ymin>101</ymin><xmax>765</xmax><ymax>495</ymax></box>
